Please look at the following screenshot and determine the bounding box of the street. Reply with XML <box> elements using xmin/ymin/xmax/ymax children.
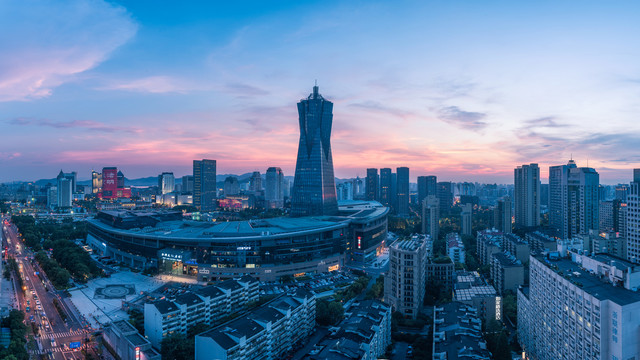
<box><xmin>2</xmin><ymin>217</ymin><xmax>99</xmax><ymax>359</ymax></box>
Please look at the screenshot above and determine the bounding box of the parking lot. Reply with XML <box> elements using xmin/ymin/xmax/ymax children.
<box><xmin>260</xmin><ymin>271</ymin><xmax>359</xmax><ymax>297</ymax></box>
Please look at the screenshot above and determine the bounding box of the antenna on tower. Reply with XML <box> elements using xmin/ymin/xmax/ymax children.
<box><xmin>315</xmin><ymin>79</ymin><xmax>317</xmax><ymax>86</ymax></box>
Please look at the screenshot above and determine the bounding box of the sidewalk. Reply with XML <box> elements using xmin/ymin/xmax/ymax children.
<box><xmin>0</xmin><ymin>260</ymin><xmax>17</xmax><ymax>317</ymax></box>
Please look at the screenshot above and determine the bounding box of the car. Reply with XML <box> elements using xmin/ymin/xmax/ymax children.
<box><xmin>25</xmin><ymin>306</ymin><xmax>30</xmax><ymax>313</ymax></box>
<box><xmin>51</xmin><ymin>338</ymin><xmax>55</xmax><ymax>347</ymax></box>
<box><xmin>37</xmin><ymin>305</ymin><xmax>42</xmax><ymax>310</ymax></box>
<box><xmin>31</xmin><ymin>290</ymin><xmax>35</xmax><ymax>295</ymax></box>
<box><xmin>26</xmin><ymin>300</ymin><xmax>30</xmax><ymax>306</ymax></box>
<box><xmin>35</xmin><ymin>299</ymin><xmax>41</xmax><ymax>305</ymax></box>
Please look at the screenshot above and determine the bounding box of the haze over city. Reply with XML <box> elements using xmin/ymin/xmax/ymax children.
<box><xmin>2</xmin><ymin>0</ymin><xmax>640</xmax><ymax>183</ymax></box>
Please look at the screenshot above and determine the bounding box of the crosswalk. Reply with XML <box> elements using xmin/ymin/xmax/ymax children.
<box><xmin>29</xmin><ymin>342</ymin><xmax>90</xmax><ymax>355</ymax></box>
<box><xmin>48</xmin><ymin>329</ymin><xmax>87</xmax><ymax>339</ymax></box>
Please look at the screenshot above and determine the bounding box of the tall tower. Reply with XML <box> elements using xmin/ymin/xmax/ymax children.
<box><xmin>549</xmin><ymin>160</ymin><xmax>599</xmax><ymax>239</ymax></box>
<box><xmin>193</xmin><ymin>159</ymin><xmax>217</xmax><ymax>212</ymax></box>
<box><xmin>291</xmin><ymin>85</ymin><xmax>338</xmax><ymax>216</ymax></box>
<box><xmin>514</xmin><ymin>163</ymin><xmax>541</xmax><ymax>228</ymax></box>
<box><xmin>626</xmin><ymin>169</ymin><xmax>640</xmax><ymax>263</ymax></box>
<box><xmin>396</xmin><ymin>167</ymin><xmax>410</xmax><ymax>216</ymax></box>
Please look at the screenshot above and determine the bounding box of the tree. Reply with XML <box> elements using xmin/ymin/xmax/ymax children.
<box><xmin>160</xmin><ymin>334</ymin><xmax>194</xmax><ymax>360</ymax></box>
<box><xmin>316</xmin><ymin>299</ymin><xmax>344</xmax><ymax>326</ymax></box>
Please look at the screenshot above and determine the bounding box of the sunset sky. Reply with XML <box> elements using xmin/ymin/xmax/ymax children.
<box><xmin>1</xmin><ymin>0</ymin><xmax>640</xmax><ymax>183</ymax></box>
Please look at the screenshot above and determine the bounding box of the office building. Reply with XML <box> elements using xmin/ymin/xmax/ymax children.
<box><xmin>249</xmin><ymin>171</ymin><xmax>262</xmax><ymax>192</ymax></box>
<box><xmin>56</xmin><ymin>170</ymin><xmax>74</xmax><ymax>208</ymax></box>
<box><xmin>265</xmin><ymin>167</ymin><xmax>284</xmax><ymax>208</ymax></box>
<box><xmin>47</xmin><ymin>186</ymin><xmax>57</xmax><ymax>209</ymax></box>
<box><xmin>599</xmin><ymin>199</ymin><xmax>622</xmax><ymax>233</ymax></box>
<box><xmin>380</xmin><ymin>168</ymin><xmax>393</xmax><ymax>208</ymax></box>
<box><xmin>384</xmin><ymin>235</ymin><xmax>430</xmax><ymax>319</ymax></box>
<box><xmin>290</xmin><ymin>85</ymin><xmax>338</xmax><ymax>217</ymax></box>
<box><xmin>514</xmin><ymin>163</ymin><xmax>541</xmax><ymax>228</ymax></box>
<box><xmin>549</xmin><ymin>160</ymin><xmax>600</xmax><ymax>239</ymax></box>
<box><xmin>446</xmin><ymin>233</ymin><xmax>466</xmax><ymax>264</ymax></box>
<box><xmin>396</xmin><ymin>167</ymin><xmax>410</xmax><ymax>216</ymax></box>
<box><xmin>366</xmin><ymin>168</ymin><xmax>379</xmax><ymax>201</ymax></box>
<box><xmin>195</xmin><ymin>288</ymin><xmax>316</xmax><ymax>360</ymax></box>
<box><xmin>103</xmin><ymin>320</ymin><xmax>160</xmax><ymax>360</ymax></box>
<box><xmin>181</xmin><ymin>175</ymin><xmax>194</xmax><ymax>193</ymax></box>
<box><xmin>92</xmin><ymin>170</ymin><xmax>102</xmax><ymax>194</ymax></box>
<box><xmin>491</xmin><ymin>252</ymin><xmax>524</xmax><ymax>294</ymax></box>
<box><xmin>145</xmin><ymin>276</ymin><xmax>259</xmax><ymax>349</ymax></box>
<box><xmin>627</xmin><ymin>170</ymin><xmax>640</xmax><ymax>263</ymax></box>
<box><xmin>519</xmin><ymin>252</ymin><xmax>640</xmax><ymax>360</ymax></box>
<box><xmin>157</xmin><ymin>172</ymin><xmax>175</xmax><ymax>195</ymax></box>
<box><xmin>352</xmin><ymin>176</ymin><xmax>365</xmax><ymax>198</ymax></box>
<box><xmin>223</xmin><ymin>176</ymin><xmax>240</xmax><ymax>196</ymax></box>
<box><xmin>422</xmin><ymin>195</ymin><xmax>440</xmax><ymax>240</ymax></box>
<box><xmin>193</xmin><ymin>159</ymin><xmax>217</xmax><ymax>212</ymax></box>
<box><xmin>437</xmin><ymin>182</ymin><xmax>453</xmax><ymax>213</ymax></box>
<box><xmin>461</xmin><ymin>203</ymin><xmax>472</xmax><ymax>236</ymax></box>
<box><xmin>417</xmin><ymin>175</ymin><xmax>437</xmax><ymax>205</ymax></box>
<box><xmin>336</xmin><ymin>181</ymin><xmax>353</xmax><ymax>201</ymax></box>
<box><xmin>493</xmin><ymin>196</ymin><xmax>512</xmax><ymax>234</ymax></box>
<box><xmin>432</xmin><ymin>302</ymin><xmax>492</xmax><ymax>360</ymax></box>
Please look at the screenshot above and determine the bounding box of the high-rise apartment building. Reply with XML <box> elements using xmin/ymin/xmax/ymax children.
<box><xmin>422</xmin><ymin>195</ymin><xmax>440</xmax><ymax>240</ymax></box>
<box><xmin>396</xmin><ymin>167</ymin><xmax>410</xmax><ymax>216</ymax></box>
<box><xmin>249</xmin><ymin>171</ymin><xmax>262</xmax><ymax>192</ymax></box>
<box><xmin>549</xmin><ymin>160</ymin><xmax>599</xmax><ymax>239</ymax></box>
<box><xmin>56</xmin><ymin>170</ymin><xmax>75</xmax><ymax>208</ymax></box>
<box><xmin>366</xmin><ymin>168</ymin><xmax>379</xmax><ymax>201</ymax></box>
<box><xmin>627</xmin><ymin>169</ymin><xmax>640</xmax><ymax>263</ymax></box>
<box><xmin>265</xmin><ymin>167</ymin><xmax>284</xmax><ymax>208</ymax></box>
<box><xmin>193</xmin><ymin>159</ymin><xmax>217</xmax><ymax>212</ymax></box>
<box><xmin>519</xmin><ymin>253</ymin><xmax>640</xmax><ymax>360</ymax></box>
<box><xmin>437</xmin><ymin>181</ymin><xmax>453</xmax><ymax>213</ymax></box>
<box><xmin>384</xmin><ymin>235</ymin><xmax>429</xmax><ymax>319</ymax></box>
<box><xmin>417</xmin><ymin>175</ymin><xmax>437</xmax><ymax>206</ymax></box>
<box><xmin>290</xmin><ymin>85</ymin><xmax>338</xmax><ymax>217</ymax></box>
<box><xmin>380</xmin><ymin>168</ymin><xmax>393</xmax><ymax>208</ymax></box>
<box><xmin>181</xmin><ymin>175</ymin><xmax>194</xmax><ymax>193</ymax></box>
<box><xmin>493</xmin><ymin>196</ymin><xmax>512</xmax><ymax>234</ymax></box>
<box><xmin>158</xmin><ymin>172</ymin><xmax>175</xmax><ymax>195</ymax></box>
<box><xmin>514</xmin><ymin>163</ymin><xmax>541</xmax><ymax>228</ymax></box>
<box><xmin>223</xmin><ymin>176</ymin><xmax>239</xmax><ymax>196</ymax></box>
<box><xmin>461</xmin><ymin>203</ymin><xmax>472</xmax><ymax>236</ymax></box>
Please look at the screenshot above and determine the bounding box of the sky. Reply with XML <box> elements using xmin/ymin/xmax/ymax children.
<box><xmin>1</xmin><ymin>0</ymin><xmax>640</xmax><ymax>184</ymax></box>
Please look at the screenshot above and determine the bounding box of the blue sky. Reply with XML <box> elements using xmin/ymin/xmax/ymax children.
<box><xmin>1</xmin><ymin>0</ymin><xmax>640</xmax><ymax>183</ymax></box>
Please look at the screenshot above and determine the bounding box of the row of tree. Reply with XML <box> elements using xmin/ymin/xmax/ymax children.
<box><xmin>0</xmin><ymin>310</ymin><xmax>29</xmax><ymax>360</ymax></box>
<box><xmin>35</xmin><ymin>250</ymin><xmax>71</xmax><ymax>289</ymax></box>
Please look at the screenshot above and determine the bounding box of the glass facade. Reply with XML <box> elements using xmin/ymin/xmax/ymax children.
<box><xmin>291</xmin><ymin>85</ymin><xmax>338</xmax><ymax>217</ymax></box>
<box><xmin>193</xmin><ymin>159</ymin><xmax>217</xmax><ymax>212</ymax></box>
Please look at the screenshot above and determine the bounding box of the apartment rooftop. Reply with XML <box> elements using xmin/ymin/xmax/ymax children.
<box><xmin>493</xmin><ymin>252</ymin><xmax>522</xmax><ymax>267</ymax></box>
<box><xmin>433</xmin><ymin>302</ymin><xmax>491</xmax><ymax>360</ymax></box>
<box><xmin>504</xmin><ymin>233</ymin><xmax>527</xmax><ymax>245</ymax></box>
<box><xmin>390</xmin><ymin>234</ymin><xmax>429</xmax><ymax>252</ymax></box>
<box><xmin>535</xmin><ymin>253</ymin><xmax>640</xmax><ymax>306</ymax></box>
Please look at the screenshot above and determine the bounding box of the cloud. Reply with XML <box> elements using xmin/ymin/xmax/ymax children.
<box><xmin>437</xmin><ymin>106</ymin><xmax>487</xmax><ymax>130</ymax></box>
<box><xmin>349</xmin><ymin>101</ymin><xmax>413</xmax><ymax>119</ymax></box>
<box><xmin>9</xmin><ymin>117</ymin><xmax>139</xmax><ymax>133</ymax></box>
<box><xmin>524</xmin><ymin>116</ymin><xmax>568</xmax><ymax>128</ymax></box>
<box><xmin>224</xmin><ymin>83</ymin><xmax>270</xmax><ymax>97</ymax></box>
<box><xmin>0</xmin><ymin>0</ymin><xmax>137</xmax><ymax>101</ymax></box>
<box><xmin>98</xmin><ymin>76</ymin><xmax>189</xmax><ymax>94</ymax></box>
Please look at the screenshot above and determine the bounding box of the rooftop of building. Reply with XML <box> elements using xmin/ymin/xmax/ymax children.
<box><xmin>91</xmin><ymin>203</ymin><xmax>390</xmax><ymax>239</ymax></box>
<box><xmin>454</xmin><ymin>272</ymin><xmax>497</xmax><ymax>301</ymax></box>
<box><xmin>390</xmin><ymin>234</ymin><xmax>430</xmax><ymax>252</ymax></box>
<box><xmin>110</xmin><ymin>319</ymin><xmax>137</xmax><ymax>334</ymax></box>
<box><xmin>174</xmin><ymin>292</ymin><xmax>204</xmax><ymax>307</ymax></box>
<box><xmin>526</xmin><ymin>231</ymin><xmax>556</xmax><ymax>242</ymax></box>
<box><xmin>433</xmin><ymin>302</ymin><xmax>491</xmax><ymax>360</ymax></box>
<box><xmin>306</xmin><ymin>337</ymin><xmax>364</xmax><ymax>360</ymax></box>
<box><xmin>149</xmin><ymin>299</ymin><xmax>180</xmax><ymax>314</ymax></box>
<box><xmin>125</xmin><ymin>332</ymin><xmax>149</xmax><ymax>347</ymax></box>
<box><xmin>493</xmin><ymin>252</ymin><xmax>523</xmax><ymax>267</ymax></box>
<box><xmin>200</xmin><ymin>317</ymin><xmax>265</xmax><ymax>350</ymax></box>
<box><xmin>534</xmin><ymin>253</ymin><xmax>640</xmax><ymax>306</ymax></box>
<box><xmin>504</xmin><ymin>233</ymin><xmax>527</xmax><ymax>244</ymax></box>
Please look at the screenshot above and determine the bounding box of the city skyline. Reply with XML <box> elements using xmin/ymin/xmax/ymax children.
<box><xmin>2</xmin><ymin>1</ymin><xmax>640</xmax><ymax>183</ymax></box>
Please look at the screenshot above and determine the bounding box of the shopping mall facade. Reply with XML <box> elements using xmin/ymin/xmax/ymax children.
<box><xmin>87</xmin><ymin>201</ymin><xmax>388</xmax><ymax>281</ymax></box>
